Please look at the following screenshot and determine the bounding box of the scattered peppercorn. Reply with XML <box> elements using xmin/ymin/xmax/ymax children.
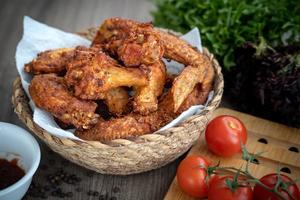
<box><xmin>76</xmin><ymin>187</ymin><xmax>83</xmax><ymax>192</ymax></box>
<box><xmin>112</xmin><ymin>186</ymin><xmax>120</xmax><ymax>193</ymax></box>
<box><xmin>87</xmin><ymin>190</ymin><xmax>100</xmax><ymax>196</ymax></box>
<box><xmin>99</xmin><ymin>193</ymin><xmax>109</xmax><ymax>200</ymax></box>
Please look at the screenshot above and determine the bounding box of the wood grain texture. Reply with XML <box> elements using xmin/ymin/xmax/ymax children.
<box><xmin>0</xmin><ymin>0</ymin><xmax>184</xmax><ymax>199</ymax></box>
<box><xmin>164</xmin><ymin>108</ymin><xmax>300</xmax><ymax>200</ymax></box>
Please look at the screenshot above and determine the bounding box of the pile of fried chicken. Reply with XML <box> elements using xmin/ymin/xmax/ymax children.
<box><xmin>25</xmin><ymin>18</ymin><xmax>215</xmax><ymax>142</ymax></box>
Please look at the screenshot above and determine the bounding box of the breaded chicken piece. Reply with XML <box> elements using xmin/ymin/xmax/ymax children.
<box><xmin>93</xmin><ymin>18</ymin><xmax>214</xmax><ymax>112</ymax></box>
<box><xmin>29</xmin><ymin>74</ymin><xmax>99</xmax><ymax>129</ymax></box>
<box><xmin>173</xmin><ymin>62</ymin><xmax>214</xmax><ymax>113</ymax></box>
<box><xmin>133</xmin><ymin>61</ymin><xmax>166</xmax><ymax>115</ymax></box>
<box><xmin>75</xmin><ymin>94</ymin><xmax>175</xmax><ymax>141</ymax></box>
<box><xmin>92</xmin><ymin>18</ymin><xmax>163</xmax><ymax>67</ymax></box>
<box><xmin>115</xmin><ymin>33</ymin><xmax>163</xmax><ymax>66</ymax></box>
<box><xmin>75</xmin><ymin>39</ymin><xmax>214</xmax><ymax>141</ymax></box>
<box><xmin>24</xmin><ymin>48</ymin><xmax>74</xmax><ymax>75</ymax></box>
<box><xmin>64</xmin><ymin>46</ymin><xmax>148</xmax><ymax>99</ymax></box>
<box><xmin>93</xmin><ymin>19</ymin><xmax>166</xmax><ymax>114</ymax></box>
<box><xmin>157</xmin><ymin>31</ymin><xmax>214</xmax><ymax>112</ymax></box>
<box><xmin>74</xmin><ymin>81</ymin><xmax>211</xmax><ymax>141</ymax></box>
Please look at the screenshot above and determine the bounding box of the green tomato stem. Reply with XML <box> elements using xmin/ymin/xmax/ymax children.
<box><xmin>208</xmin><ymin>166</ymin><xmax>295</xmax><ymax>200</ymax></box>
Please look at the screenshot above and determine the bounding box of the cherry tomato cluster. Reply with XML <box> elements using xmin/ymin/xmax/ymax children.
<box><xmin>177</xmin><ymin>156</ymin><xmax>254</xmax><ymax>200</ymax></box>
<box><xmin>177</xmin><ymin>157</ymin><xmax>300</xmax><ymax>200</ymax></box>
<box><xmin>176</xmin><ymin>115</ymin><xmax>300</xmax><ymax>200</ymax></box>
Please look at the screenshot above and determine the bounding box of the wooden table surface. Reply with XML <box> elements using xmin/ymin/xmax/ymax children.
<box><xmin>0</xmin><ymin>0</ymin><xmax>184</xmax><ymax>200</ymax></box>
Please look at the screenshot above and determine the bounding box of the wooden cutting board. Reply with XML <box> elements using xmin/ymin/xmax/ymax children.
<box><xmin>164</xmin><ymin>107</ymin><xmax>300</xmax><ymax>200</ymax></box>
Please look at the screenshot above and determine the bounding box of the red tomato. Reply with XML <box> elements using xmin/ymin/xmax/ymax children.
<box><xmin>205</xmin><ymin>115</ymin><xmax>247</xmax><ymax>157</ymax></box>
<box><xmin>176</xmin><ymin>155</ymin><xmax>210</xmax><ymax>198</ymax></box>
<box><xmin>208</xmin><ymin>175</ymin><xmax>253</xmax><ymax>200</ymax></box>
<box><xmin>253</xmin><ymin>173</ymin><xmax>300</xmax><ymax>200</ymax></box>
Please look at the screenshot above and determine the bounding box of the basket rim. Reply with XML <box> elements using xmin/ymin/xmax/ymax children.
<box><xmin>12</xmin><ymin>27</ymin><xmax>224</xmax><ymax>148</ymax></box>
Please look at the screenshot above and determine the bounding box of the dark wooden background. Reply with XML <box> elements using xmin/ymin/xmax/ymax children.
<box><xmin>0</xmin><ymin>0</ymin><xmax>186</xmax><ymax>199</ymax></box>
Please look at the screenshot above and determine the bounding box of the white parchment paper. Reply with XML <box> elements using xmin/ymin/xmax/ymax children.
<box><xmin>15</xmin><ymin>16</ymin><xmax>213</xmax><ymax>140</ymax></box>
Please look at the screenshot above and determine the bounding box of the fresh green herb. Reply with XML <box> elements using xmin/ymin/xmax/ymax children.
<box><xmin>152</xmin><ymin>0</ymin><xmax>300</xmax><ymax>70</ymax></box>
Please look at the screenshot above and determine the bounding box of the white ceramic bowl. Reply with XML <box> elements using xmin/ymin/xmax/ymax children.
<box><xmin>0</xmin><ymin>122</ymin><xmax>40</xmax><ymax>200</ymax></box>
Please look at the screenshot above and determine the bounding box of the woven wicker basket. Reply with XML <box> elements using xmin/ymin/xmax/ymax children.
<box><xmin>11</xmin><ymin>27</ymin><xmax>224</xmax><ymax>175</ymax></box>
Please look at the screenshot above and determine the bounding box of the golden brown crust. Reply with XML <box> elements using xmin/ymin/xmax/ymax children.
<box><xmin>154</xmin><ymin>30</ymin><xmax>213</xmax><ymax>112</ymax></box>
<box><xmin>24</xmin><ymin>48</ymin><xmax>75</xmax><ymax>75</ymax></box>
<box><xmin>116</xmin><ymin>33</ymin><xmax>164</xmax><ymax>66</ymax></box>
<box><xmin>75</xmin><ymin>93</ymin><xmax>175</xmax><ymax>141</ymax></box>
<box><xmin>176</xmin><ymin>84</ymin><xmax>211</xmax><ymax>114</ymax></box>
<box><xmin>25</xmin><ymin>17</ymin><xmax>215</xmax><ymax>142</ymax></box>
<box><xmin>133</xmin><ymin>60</ymin><xmax>166</xmax><ymax>115</ymax></box>
<box><xmin>93</xmin><ymin>18</ymin><xmax>164</xmax><ymax>67</ymax></box>
<box><xmin>75</xmin><ymin>69</ymin><xmax>214</xmax><ymax>141</ymax></box>
<box><xmin>93</xmin><ymin>18</ymin><xmax>214</xmax><ymax>112</ymax></box>
<box><xmin>29</xmin><ymin>74</ymin><xmax>99</xmax><ymax>129</ymax></box>
<box><xmin>74</xmin><ymin>18</ymin><xmax>215</xmax><ymax>141</ymax></box>
<box><xmin>92</xmin><ymin>18</ymin><xmax>153</xmax><ymax>46</ymax></box>
<box><xmin>104</xmin><ymin>87</ymin><xmax>130</xmax><ymax>116</ymax></box>
<box><xmin>75</xmin><ymin>81</ymin><xmax>211</xmax><ymax>141</ymax></box>
<box><xmin>93</xmin><ymin>19</ymin><xmax>167</xmax><ymax>115</ymax></box>
<box><xmin>171</xmin><ymin>65</ymin><xmax>202</xmax><ymax>112</ymax></box>
<box><xmin>64</xmin><ymin>46</ymin><xmax>148</xmax><ymax>99</ymax></box>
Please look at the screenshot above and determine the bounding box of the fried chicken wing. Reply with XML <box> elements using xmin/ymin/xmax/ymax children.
<box><xmin>93</xmin><ymin>19</ymin><xmax>166</xmax><ymax>114</ymax></box>
<box><xmin>29</xmin><ymin>74</ymin><xmax>99</xmax><ymax>129</ymax></box>
<box><xmin>93</xmin><ymin>18</ymin><xmax>214</xmax><ymax>112</ymax></box>
<box><xmin>133</xmin><ymin>61</ymin><xmax>166</xmax><ymax>115</ymax></box>
<box><xmin>65</xmin><ymin>46</ymin><xmax>148</xmax><ymax>99</ymax></box>
<box><xmin>93</xmin><ymin>18</ymin><xmax>151</xmax><ymax>46</ymax></box>
<box><xmin>93</xmin><ymin>18</ymin><xmax>163</xmax><ymax>67</ymax></box>
<box><xmin>24</xmin><ymin>48</ymin><xmax>74</xmax><ymax>75</ymax></box>
<box><xmin>75</xmin><ymin>95</ymin><xmax>174</xmax><ymax>141</ymax></box>
<box><xmin>177</xmin><ymin>62</ymin><xmax>214</xmax><ymax>113</ymax></box>
<box><xmin>171</xmin><ymin>61</ymin><xmax>214</xmax><ymax>111</ymax></box>
<box><xmin>156</xmin><ymin>31</ymin><xmax>214</xmax><ymax>112</ymax></box>
<box><xmin>75</xmin><ymin>79</ymin><xmax>211</xmax><ymax>141</ymax></box>
<box><xmin>115</xmin><ymin>33</ymin><xmax>163</xmax><ymax>66</ymax></box>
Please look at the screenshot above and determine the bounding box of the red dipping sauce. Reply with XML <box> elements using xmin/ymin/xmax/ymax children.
<box><xmin>0</xmin><ymin>158</ymin><xmax>25</xmax><ymax>190</ymax></box>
